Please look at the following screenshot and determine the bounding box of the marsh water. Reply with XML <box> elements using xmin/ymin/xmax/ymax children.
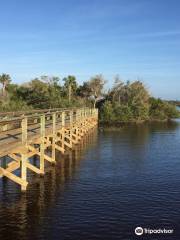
<box><xmin>0</xmin><ymin>120</ymin><xmax>180</xmax><ymax>239</ymax></box>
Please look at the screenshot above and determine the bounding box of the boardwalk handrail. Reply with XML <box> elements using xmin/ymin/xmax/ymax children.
<box><xmin>0</xmin><ymin>107</ymin><xmax>90</xmax><ymax>119</ymax></box>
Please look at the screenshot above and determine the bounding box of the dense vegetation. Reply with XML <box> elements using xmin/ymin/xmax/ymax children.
<box><xmin>100</xmin><ymin>78</ymin><xmax>179</xmax><ymax>123</ymax></box>
<box><xmin>0</xmin><ymin>74</ymin><xmax>105</xmax><ymax>111</ymax></box>
<box><xmin>0</xmin><ymin>73</ymin><xmax>179</xmax><ymax>122</ymax></box>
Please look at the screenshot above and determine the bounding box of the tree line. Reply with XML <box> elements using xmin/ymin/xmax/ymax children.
<box><xmin>0</xmin><ymin>73</ymin><xmax>105</xmax><ymax>111</ymax></box>
<box><xmin>99</xmin><ymin>77</ymin><xmax>179</xmax><ymax>123</ymax></box>
<box><xmin>0</xmin><ymin>73</ymin><xmax>179</xmax><ymax>122</ymax></box>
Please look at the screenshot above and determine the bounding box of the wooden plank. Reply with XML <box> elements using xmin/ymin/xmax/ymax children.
<box><xmin>26</xmin><ymin>149</ymin><xmax>39</xmax><ymax>158</ymax></box>
<box><xmin>21</xmin><ymin>154</ymin><xmax>27</xmax><ymax>191</ymax></box>
<box><xmin>26</xmin><ymin>162</ymin><xmax>43</xmax><ymax>175</ymax></box>
<box><xmin>61</xmin><ymin>112</ymin><xmax>65</xmax><ymax>153</ymax></box>
<box><xmin>0</xmin><ymin>161</ymin><xmax>20</xmax><ymax>178</ymax></box>
<box><xmin>22</xmin><ymin>117</ymin><xmax>27</xmax><ymax>146</ymax></box>
<box><xmin>8</xmin><ymin>153</ymin><xmax>21</xmax><ymax>162</ymax></box>
<box><xmin>40</xmin><ymin>115</ymin><xmax>45</xmax><ymax>174</ymax></box>
<box><xmin>0</xmin><ymin>167</ymin><xmax>28</xmax><ymax>188</ymax></box>
<box><xmin>44</xmin><ymin>154</ymin><xmax>55</xmax><ymax>163</ymax></box>
<box><xmin>64</xmin><ymin>140</ymin><xmax>72</xmax><ymax>149</ymax></box>
<box><xmin>55</xmin><ymin>144</ymin><xmax>64</xmax><ymax>154</ymax></box>
<box><xmin>52</xmin><ymin>113</ymin><xmax>56</xmax><ymax>162</ymax></box>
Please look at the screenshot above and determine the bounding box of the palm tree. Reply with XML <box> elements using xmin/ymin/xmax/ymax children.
<box><xmin>63</xmin><ymin>75</ymin><xmax>77</xmax><ymax>103</ymax></box>
<box><xmin>0</xmin><ymin>73</ymin><xmax>11</xmax><ymax>96</ymax></box>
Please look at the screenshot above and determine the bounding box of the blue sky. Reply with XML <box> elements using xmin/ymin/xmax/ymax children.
<box><xmin>0</xmin><ymin>0</ymin><xmax>180</xmax><ymax>99</ymax></box>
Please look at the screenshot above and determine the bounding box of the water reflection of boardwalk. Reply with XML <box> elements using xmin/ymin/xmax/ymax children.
<box><xmin>0</xmin><ymin>108</ymin><xmax>98</xmax><ymax>191</ymax></box>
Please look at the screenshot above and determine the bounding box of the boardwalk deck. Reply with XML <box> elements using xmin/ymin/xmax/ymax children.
<box><xmin>0</xmin><ymin>108</ymin><xmax>98</xmax><ymax>191</ymax></box>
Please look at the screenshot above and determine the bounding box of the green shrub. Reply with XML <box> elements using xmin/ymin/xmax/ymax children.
<box><xmin>149</xmin><ymin>98</ymin><xmax>179</xmax><ymax>120</ymax></box>
<box><xmin>113</xmin><ymin>104</ymin><xmax>133</xmax><ymax>122</ymax></box>
<box><xmin>100</xmin><ymin>101</ymin><xmax>115</xmax><ymax>122</ymax></box>
<box><xmin>0</xmin><ymin>99</ymin><xmax>32</xmax><ymax>112</ymax></box>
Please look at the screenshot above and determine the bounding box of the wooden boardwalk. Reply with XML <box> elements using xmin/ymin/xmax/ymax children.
<box><xmin>0</xmin><ymin>108</ymin><xmax>98</xmax><ymax>191</ymax></box>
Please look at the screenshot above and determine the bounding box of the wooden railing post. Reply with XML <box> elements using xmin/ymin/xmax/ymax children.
<box><xmin>61</xmin><ymin>111</ymin><xmax>65</xmax><ymax>152</ymax></box>
<box><xmin>95</xmin><ymin>108</ymin><xmax>98</xmax><ymax>121</ymax></box>
<box><xmin>84</xmin><ymin>108</ymin><xmax>86</xmax><ymax>119</ymax></box>
<box><xmin>69</xmin><ymin>110</ymin><xmax>73</xmax><ymax>147</ymax></box>
<box><xmin>78</xmin><ymin>109</ymin><xmax>82</xmax><ymax>134</ymax></box>
<box><xmin>21</xmin><ymin>117</ymin><xmax>28</xmax><ymax>191</ymax></box>
<box><xmin>79</xmin><ymin>109</ymin><xmax>81</xmax><ymax>121</ymax></box>
<box><xmin>62</xmin><ymin>111</ymin><xmax>65</xmax><ymax>127</ymax></box>
<box><xmin>93</xmin><ymin>108</ymin><xmax>95</xmax><ymax>117</ymax></box>
<box><xmin>40</xmin><ymin>115</ymin><xmax>45</xmax><ymax>174</ymax></box>
<box><xmin>21</xmin><ymin>153</ymin><xmax>27</xmax><ymax>191</ymax></box>
<box><xmin>22</xmin><ymin>117</ymin><xmax>27</xmax><ymax>146</ymax></box>
<box><xmin>75</xmin><ymin>109</ymin><xmax>79</xmax><ymax>141</ymax></box>
<box><xmin>69</xmin><ymin>110</ymin><xmax>73</xmax><ymax>126</ymax></box>
<box><xmin>52</xmin><ymin>113</ymin><xmax>56</xmax><ymax>162</ymax></box>
<box><xmin>77</xmin><ymin>109</ymin><xmax>80</xmax><ymax>122</ymax></box>
<box><xmin>84</xmin><ymin>108</ymin><xmax>87</xmax><ymax>131</ymax></box>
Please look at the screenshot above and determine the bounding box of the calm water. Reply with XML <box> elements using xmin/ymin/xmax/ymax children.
<box><xmin>0</xmin><ymin>121</ymin><xmax>180</xmax><ymax>240</ymax></box>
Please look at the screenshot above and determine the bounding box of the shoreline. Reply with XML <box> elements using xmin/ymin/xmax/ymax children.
<box><xmin>98</xmin><ymin>118</ymin><xmax>179</xmax><ymax>128</ymax></box>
